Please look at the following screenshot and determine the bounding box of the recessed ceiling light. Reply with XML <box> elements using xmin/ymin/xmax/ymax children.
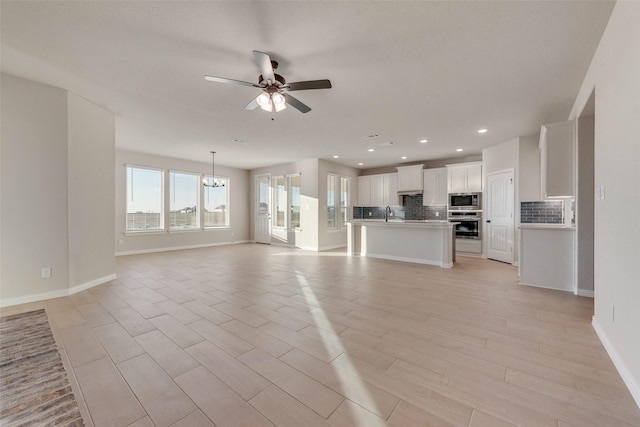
<box><xmin>419</xmin><ymin>139</ymin><xmax>428</xmax><ymax>144</ymax></box>
<box><xmin>401</xmin><ymin>156</ymin><xmax>407</xmax><ymax>160</ymax></box>
<box><xmin>477</xmin><ymin>128</ymin><xmax>488</xmax><ymax>134</ymax></box>
<box><xmin>456</xmin><ymin>148</ymin><xmax>464</xmax><ymax>152</ymax></box>
<box><xmin>333</xmin><ymin>155</ymin><xmax>339</xmax><ymax>158</ymax></box>
<box><xmin>368</xmin><ymin>148</ymin><xmax>375</xmax><ymax>152</ymax></box>
<box><xmin>358</xmin><ymin>162</ymin><xmax>364</xmax><ymax>166</ymax></box>
<box><xmin>363</xmin><ymin>133</ymin><xmax>381</xmax><ymax>139</ymax></box>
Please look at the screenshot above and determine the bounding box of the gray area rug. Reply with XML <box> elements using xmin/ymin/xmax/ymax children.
<box><xmin>0</xmin><ymin>309</ymin><xmax>84</xmax><ymax>427</ymax></box>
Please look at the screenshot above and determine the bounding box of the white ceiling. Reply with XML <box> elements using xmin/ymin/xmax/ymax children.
<box><xmin>1</xmin><ymin>1</ymin><xmax>614</xmax><ymax>170</ymax></box>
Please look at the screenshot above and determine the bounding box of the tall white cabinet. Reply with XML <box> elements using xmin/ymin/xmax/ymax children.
<box><xmin>422</xmin><ymin>168</ymin><xmax>448</xmax><ymax>206</ymax></box>
<box><xmin>447</xmin><ymin>162</ymin><xmax>483</xmax><ymax>193</ymax></box>
<box><xmin>540</xmin><ymin>120</ymin><xmax>575</xmax><ymax>198</ymax></box>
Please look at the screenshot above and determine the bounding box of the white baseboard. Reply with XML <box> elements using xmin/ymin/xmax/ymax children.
<box><xmin>577</xmin><ymin>289</ymin><xmax>594</xmax><ymax>298</ymax></box>
<box><xmin>115</xmin><ymin>240</ymin><xmax>250</xmax><ymax>256</ymax></box>
<box><xmin>0</xmin><ymin>273</ymin><xmax>117</xmax><ymax>308</ymax></box>
<box><xmin>318</xmin><ymin>244</ymin><xmax>347</xmax><ymax>252</ymax></box>
<box><xmin>367</xmin><ymin>253</ymin><xmax>444</xmax><ymax>268</ymax></box>
<box><xmin>69</xmin><ymin>273</ymin><xmax>117</xmax><ymax>295</ymax></box>
<box><xmin>592</xmin><ymin>317</ymin><xmax>640</xmax><ymax>409</ymax></box>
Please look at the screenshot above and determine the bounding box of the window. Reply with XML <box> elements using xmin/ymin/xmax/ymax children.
<box><xmin>126</xmin><ymin>166</ymin><xmax>163</xmax><ymax>231</ymax></box>
<box><xmin>327</xmin><ymin>174</ymin><xmax>337</xmax><ymax>228</ymax></box>
<box><xmin>328</xmin><ymin>173</ymin><xmax>350</xmax><ymax>229</ymax></box>
<box><xmin>274</xmin><ymin>176</ymin><xmax>286</xmax><ymax>227</ymax></box>
<box><xmin>340</xmin><ymin>176</ymin><xmax>349</xmax><ymax>226</ymax></box>
<box><xmin>203</xmin><ymin>176</ymin><xmax>229</xmax><ymax>228</ymax></box>
<box><xmin>271</xmin><ymin>174</ymin><xmax>301</xmax><ymax>229</ymax></box>
<box><xmin>169</xmin><ymin>171</ymin><xmax>199</xmax><ymax>230</ymax></box>
<box><xmin>289</xmin><ymin>174</ymin><xmax>301</xmax><ymax>229</ymax></box>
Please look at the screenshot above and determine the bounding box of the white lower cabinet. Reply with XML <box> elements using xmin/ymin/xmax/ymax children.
<box><xmin>456</xmin><ymin>239</ymin><xmax>482</xmax><ymax>254</ymax></box>
<box><xmin>519</xmin><ymin>226</ymin><xmax>575</xmax><ymax>292</ymax></box>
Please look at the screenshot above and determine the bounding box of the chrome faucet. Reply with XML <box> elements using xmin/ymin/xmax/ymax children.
<box><xmin>385</xmin><ymin>205</ymin><xmax>392</xmax><ymax>222</ymax></box>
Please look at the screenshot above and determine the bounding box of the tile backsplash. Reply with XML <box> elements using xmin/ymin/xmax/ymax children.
<box><xmin>353</xmin><ymin>194</ymin><xmax>447</xmax><ymax>221</ymax></box>
<box><xmin>520</xmin><ymin>201</ymin><xmax>564</xmax><ymax>224</ymax></box>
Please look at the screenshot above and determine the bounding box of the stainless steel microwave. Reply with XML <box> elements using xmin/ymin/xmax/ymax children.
<box><xmin>449</xmin><ymin>192</ymin><xmax>481</xmax><ymax>210</ymax></box>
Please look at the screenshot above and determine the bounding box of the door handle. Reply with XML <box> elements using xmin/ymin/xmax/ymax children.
<box><xmin>486</xmin><ymin>220</ymin><xmax>491</xmax><ymax>223</ymax></box>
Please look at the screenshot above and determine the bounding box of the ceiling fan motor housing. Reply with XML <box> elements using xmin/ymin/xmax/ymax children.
<box><xmin>259</xmin><ymin>73</ymin><xmax>286</xmax><ymax>87</ymax></box>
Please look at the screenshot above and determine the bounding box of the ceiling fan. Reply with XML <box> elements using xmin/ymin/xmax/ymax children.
<box><xmin>205</xmin><ymin>50</ymin><xmax>331</xmax><ymax>114</ymax></box>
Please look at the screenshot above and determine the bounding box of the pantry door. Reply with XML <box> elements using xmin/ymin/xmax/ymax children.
<box><xmin>486</xmin><ymin>170</ymin><xmax>514</xmax><ymax>263</ymax></box>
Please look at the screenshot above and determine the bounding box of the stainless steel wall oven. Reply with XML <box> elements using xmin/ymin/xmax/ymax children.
<box><xmin>448</xmin><ymin>211</ymin><xmax>481</xmax><ymax>240</ymax></box>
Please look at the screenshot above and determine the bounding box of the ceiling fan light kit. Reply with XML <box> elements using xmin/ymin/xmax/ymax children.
<box><xmin>205</xmin><ymin>50</ymin><xmax>331</xmax><ymax>116</ymax></box>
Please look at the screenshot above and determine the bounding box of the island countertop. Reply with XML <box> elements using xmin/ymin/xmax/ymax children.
<box><xmin>349</xmin><ymin>219</ymin><xmax>453</xmax><ymax>226</ymax></box>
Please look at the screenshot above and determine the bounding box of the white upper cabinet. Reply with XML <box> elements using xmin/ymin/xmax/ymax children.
<box><xmin>358</xmin><ymin>173</ymin><xmax>398</xmax><ymax>206</ymax></box>
<box><xmin>357</xmin><ymin>176</ymin><xmax>371</xmax><ymax>206</ymax></box>
<box><xmin>396</xmin><ymin>165</ymin><xmax>424</xmax><ymax>192</ymax></box>
<box><xmin>423</xmin><ymin>168</ymin><xmax>448</xmax><ymax>206</ymax></box>
<box><xmin>383</xmin><ymin>173</ymin><xmax>398</xmax><ymax>205</ymax></box>
<box><xmin>447</xmin><ymin>162</ymin><xmax>483</xmax><ymax>193</ymax></box>
<box><xmin>540</xmin><ymin>120</ymin><xmax>575</xmax><ymax>198</ymax></box>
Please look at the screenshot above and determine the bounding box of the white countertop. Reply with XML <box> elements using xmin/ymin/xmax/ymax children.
<box><xmin>349</xmin><ymin>219</ymin><xmax>453</xmax><ymax>227</ymax></box>
<box><xmin>519</xmin><ymin>223</ymin><xmax>575</xmax><ymax>231</ymax></box>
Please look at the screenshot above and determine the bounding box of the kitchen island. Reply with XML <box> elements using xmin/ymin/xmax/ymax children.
<box><xmin>347</xmin><ymin>220</ymin><xmax>456</xmax><ymax>268</ymax></box>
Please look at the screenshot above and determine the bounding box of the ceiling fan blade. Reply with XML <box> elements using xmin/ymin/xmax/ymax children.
<box><xmin>204</xmin><ymin>75</ymin><xmax>259</xmax><ymax>88</ymax></box>
<box><xmin>253</xmin><ymin>51</ymin><xmax>275</xmax><ymax>84</ymax></box>
<box><xmin>285</xmin><ymin>79</ymin><xmax>332</xmax><ymax>91</ymax></box>
<box><xmin>284</xmin><ymin>93</ymin><xmax>311</xmax><ymax>114</ymax></box>
<box><xmin>244</xmin><ymin>94</ymin><xmax>260</xmax><ymax>110</ymax></box>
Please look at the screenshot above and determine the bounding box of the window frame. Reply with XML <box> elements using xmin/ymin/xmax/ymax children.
<box><xmin>327</xmin><ymin>173</ymin><xmax>350</xmax><ymax>231</ymax></box>
<box><xmin>168</xmin><ymin>170</ymin><xmax>201</xmax><ymax>232</ymax></box>
<box><xmin>125</xmin><ymin>165</ymin><xmax>165</xmax><ymax>234</ymax></box>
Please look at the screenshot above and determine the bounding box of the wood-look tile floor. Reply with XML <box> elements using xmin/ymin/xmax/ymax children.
<box><xmin>4</xmin><ymin>244</ymin><xmax>640</xmax><ymax>426</ymax></box>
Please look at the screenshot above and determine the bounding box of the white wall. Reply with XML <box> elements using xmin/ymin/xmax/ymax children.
<box><xmin>115</xmin><ymin>150</ymin><xmax>250</xmax><ymax>254</ymax></box>
<box><xmin>68</xmin><ymin>93</ymin><xmax>116</xmax><ymax>288</ymax></box>
<box><xmin>0</xmin><ymin>74</ymin><xmax>116</xmax><ymax>306</ymax></box>
<box><xmin>569</xmin><ymin>1</ymin><xmax>640</xmax><ymax>406</ymax></box>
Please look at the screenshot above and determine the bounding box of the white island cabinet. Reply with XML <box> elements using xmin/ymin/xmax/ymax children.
<box><xmin>347</xmin><ymin>220</ymin><xmax>456</xmax><ymax>268</ymax></box>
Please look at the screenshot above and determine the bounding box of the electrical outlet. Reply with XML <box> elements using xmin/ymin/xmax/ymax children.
<box><xmin>601</xmin><ymin>185</ymin><xmax>606</xmax><ymax>200</ymax></box>
<box><xmin>41</xmin><ymin>267</ymin><xmax>51</xmax><ymax>278</ymax></box>
<box><xmin>435</xmin><ymin>211</ymin><xmax>440</xmax><ymax>217</ymax></box>
<box><xmin>368</xmin><ymin>211</ymin><xmax>372</xmax><ymax>216</ymax></box>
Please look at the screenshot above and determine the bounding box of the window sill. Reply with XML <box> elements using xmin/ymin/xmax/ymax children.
<box><xmin>169</xmin><ymin>228</ymin><xmax>201</xmax><ymax>233</ymax></box>
<box><xmin>125</xmin><ymin>230</ymin><xmax>166</xmax><ymax>236</ymax></box>
<box><xmin>204</xmin><ymin>226</ymin><xmax>230</xmax><ymax>231</ymax></box>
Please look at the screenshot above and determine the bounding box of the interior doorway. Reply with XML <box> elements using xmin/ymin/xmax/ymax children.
<box><xmin>576</xmin><ymin>90</ymin><xmax>595</xmax><ymax>297</ymax></box>
<box><xmin>486</xmin><ymin>169</ymin><xmax>515</xmax><ymax>264</ymax></box>
<box><xmin>255</xmin><ymin>174</ymin><xmax>271</xmax><ymax>244</ymax></box>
